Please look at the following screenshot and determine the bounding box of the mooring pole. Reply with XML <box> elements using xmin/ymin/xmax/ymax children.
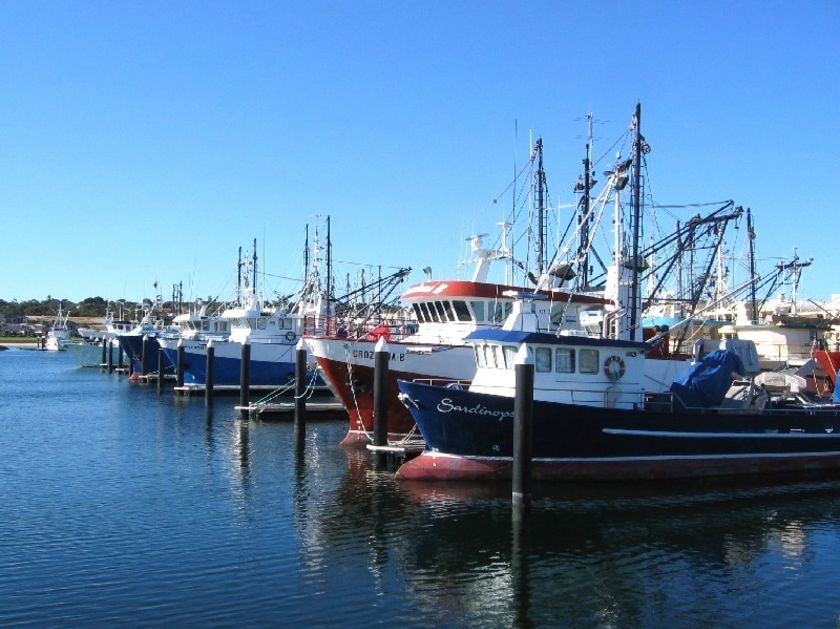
<box><xmin>157</xmin><ymin>348</ymin><xmax>165</xmax><ymax>392</ymax></box>
<box><xmin>239</xmin><ymin>340</ymin><xmax>251</xmax><ymax>418</ymax></box>
<box><xmin>294</xmin><ymin>340</ymin><xmax>307</xmax><ymax>448</ymax></box>
<box><xmin>205</xmin><ymin>340</ymin><xmax>215</xmax><ymax>406</ymax></box>
<box><xmin>512</xmin><ymin>345</ymin><xmax>534</xmax><ymax>513</ymax></box>
<box><xmin>117</xmin><ymin>343</ymin><xmax>124</xmax><ymax>371</ymax></box>
<box><xmin>176</xmin><ymin>339</ymin><xmax>185</xmax><ymax>388</ymax></box>
<box><xmin>106</xmin><ymin>340</ymin><xmax>114</xmax><ymax>373</ymax></box>
<box><xmin>141</xmin><ymin>335</ymin><xmax>150</xmax><ymax>377</ymax></box>
<box><xmin>101</xmin><ymin>337</ymin><xmax>107</xmax><ymax>366</ymax></box>
<box><xmin>372</xmin><ymin>336</ymin><xmax>390</xmax><ymax>449</ymax></box>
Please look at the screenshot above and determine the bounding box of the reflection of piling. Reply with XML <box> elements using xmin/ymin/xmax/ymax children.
<box><xmin>176</xmin><ymin>341</ymin><xmax>185</xmax><ymax>388</ymax></box>
<box><xmin>157</xmin><ymin>349</ymin><xmax>165</xmax><ymax>392</ymax></box>
<box><xmin>205</xmin><ymin>341</ymin><xmax>215</xmax><ymax>406</ymax></box>
<box><xmin>512</xmin><ymin>347</ymin><xmax>534</xmax><ymax>513</ymax></box>
<box><xmin>239</xmin><ymin>341</ymin><xmax>251</xmax><ymax>418</ymax></box>
<box><xmin>294</xmin><ymin>342</ymin><xmax>306</xmax><ymax>449</ymax></box>
<box><xmin>372</xmin><ymin>337</ymin><xmax>389</xmax><ymax>449</ymax></box>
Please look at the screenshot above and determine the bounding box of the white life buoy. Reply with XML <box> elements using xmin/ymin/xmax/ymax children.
<box><xmin>285</xmin><ymin>331</ymin><xmax>297</xmax><ymax>343</ymax></box>
<box><xmin>603</xmin><ymin>355</ymin><xmax>626</xmax><ymax>381</ymax></box>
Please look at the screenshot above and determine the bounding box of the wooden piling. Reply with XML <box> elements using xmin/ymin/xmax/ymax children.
<box><xmin>205</xmin><ymin>341</ymin><xmax>215</xmax><ymax>406</ymax></box>
<box><xmin>176</xmin><ymin>341</ymin><xmax>185</xmax><ymax>388</ymax></box>
<box><xmin>239</xmin><ymin>341</ymin><xmax>251</xmax><ymax>417</ymax></box>
<box><xmin>294</xmin><ymin>342</ymin><xmax>306</xmax><ymax>447</ymax></box>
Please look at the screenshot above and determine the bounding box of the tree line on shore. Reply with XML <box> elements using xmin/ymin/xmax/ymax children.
<box><xmin>0</xmin><ymin>296</ymin><xmax>216</xmax><ymax>319</ymax></box>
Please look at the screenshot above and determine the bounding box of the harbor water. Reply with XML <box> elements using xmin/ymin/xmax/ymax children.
<box><xmin>3</xmin><ymin>348</ymin><xmax>840</xmax><ymax>628</ymax></box>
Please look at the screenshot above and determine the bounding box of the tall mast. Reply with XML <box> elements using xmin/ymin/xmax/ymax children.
<box><xmin>252</xmin><ymin>238</ymin><xmax>258</xmax><ymax>297</ymax></box>
<box><xmin>237</xmin><ymin>246</ymin><xmax>243</xmax><ymax>303</ymax></box>
<box><xmin>326</xmin><ymin>215</ymin><xmax>332</xmax><ymax>319</ymax></box>
<box><xmin>628</xmin><ymin>102</ymin><xmax>643</xmax><ymax>341</ymax></box>
<box><xmin>747</xmin><ymin>207</ymin><xmax>758</xmax><ymax>323</ymax></box>
<box><xmin>578</xmin><ymin>114</ymin><xmax>594</xmax><ymax>288</ymax></box>
<box><xmin>535</xmin><ymin>138</ymin><xmax>546</xmax><ymax>275</ymax></box>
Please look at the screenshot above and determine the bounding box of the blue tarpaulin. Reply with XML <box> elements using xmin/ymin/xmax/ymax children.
<box><xmin>670</xmin><ymin>349</ymin><xmax>745</xmax><ymax>408</ymax></box>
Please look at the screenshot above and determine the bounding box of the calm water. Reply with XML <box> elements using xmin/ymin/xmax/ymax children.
<box><xmin>3</xmin><ymin>349</ymin><xmax>840</xmax><ymax>628</ymax></box>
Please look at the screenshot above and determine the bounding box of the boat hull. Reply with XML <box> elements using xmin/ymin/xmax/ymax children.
<box><xmin>117</xmin><ymin>335</ymin><xmax>172</xmax><ymax>376</ymax></box>
<box><xmin>161</xmin><ymin>339</ymin><xmax>323</xmax><ymax>388</ymax></box>
<box><xmin>306</xmin><ymin>336</ymin><xmax>475</xmax><ymax>445</ymax></box>
<box><xmin>66</xmin><ymin>341</ymin><xmax>123</xmax><ymax>368</ymax></box>
<box><xmin>395</xmin><ymin>379</ymin><xmax>840</xmax><ymax>482</ymax></box>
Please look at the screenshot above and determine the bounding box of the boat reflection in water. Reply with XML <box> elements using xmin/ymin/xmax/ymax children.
<box><xmin>288</xmin><ymin>424</ymin><xmax>840</xmax><ymax>628</ymax></box>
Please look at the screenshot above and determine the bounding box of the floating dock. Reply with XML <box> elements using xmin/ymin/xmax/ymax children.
<box><xmin>235</xmin><ymin>398</ymin><xmax>348</xmax><ymax>419</ymax></box>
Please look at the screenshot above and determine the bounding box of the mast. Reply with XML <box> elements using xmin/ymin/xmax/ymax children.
<box><xmin>628</xmin><ymin>102</ymin><xmax>643</xmax><ymax>341</ymax></box>
<box><xmin>535</xmin><ymin>138</ymin><xmax>546</xmax><ymax>275</ymax></box>
<box><xmin>326</xmin><ymin>215</ymin><xmax>332</xmax><ymax>319</ymax></box>
<box><xmin>578</xmin><ymin>115</ymin><xmax>594</xmax><ymax>288</ymax></box>
<box><xmin>747</xmin><ymin>207</ymin><xmax>758</xmax><ymax>324</ymax></box>
<box><xmin>237</xmin><ymin>246</ymin><xmax>243</xmax><ymax>303</ymax></box>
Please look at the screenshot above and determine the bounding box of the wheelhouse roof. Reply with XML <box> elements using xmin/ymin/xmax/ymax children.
<box><xmin>401</xmin><ymin>280</ymin><xmax>609</xmax><ymax>305</ymax></box>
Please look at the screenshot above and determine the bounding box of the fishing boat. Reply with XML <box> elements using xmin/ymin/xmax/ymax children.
<box><xmin>44</xmin><ymin>304</ymin><xmax>71</xmax><ymax>351</ymax></box>
<box><xmin>394</xmin><ymin>104</ymin><xmax>840</xmax><ymax>482</ymax></box>
<box><xmin>305</xmin><ymin>136</ymin><xmax>622</xmax><ymax>447</ymax></box>
<box><xmin>167</xmin><ymin>228</ymin><xmax>334</xmax><ymax>389</ymax></box>
<box><xmin>395</xmin><ymin>296</ymin><xmax>840</xmax><ymax>482</ymax></box>
<box><xmin>66</xmin><ymin>338</ymin><xmax>123</xmax><ymax>368</ymax></box>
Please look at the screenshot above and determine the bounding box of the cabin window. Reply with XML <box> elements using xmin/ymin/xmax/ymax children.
<box><xmin>412</xmin><ymin>303</ymin><xmax>425</xmax><ymax>323</ymax></box>
<box><xmin>550</xmin><ymin>303</ymin><xmax>567</xmax><ymax>326</ymax></box>
<box><xmin>452</xmin><ymin>300</ymin><xmax>472</xmax><ymax>322</ymax></box>
<box><xmin>470</xmin><ymin>301</ymin><xmax>486</xmax><ymax>322</ymax></box>
<box><xmin>424</xmin><ymin>302</ymin><xmax>439</xmax><ymax>322</ymax></box>
<box><xmin>503</xmin><ymin>345</ymin><xmax>517</xmax><ymax>370</ymax></box>
<box><xmin>490</xmin><ymin>303</ymin><xmax>503</xmax><ymax>323</ymax></box>
<box><xmin>479</xmin><ymin>344</ymin><xmax>492</xmax><ymax>368</ymax></box>
<box><xmin>433</xmin><ymin>301</ymin><xmax>447</xmax><ymax>321</ymax></box>
<box><xmin>535</xmin><ymin>347</ymin><xmax>552</xmax><ymax>373</ymax></box>
<box><xmin>418</xmin><ymin>303</ymin><xmax>431</xmax><ymax>322</ymax></box>
<box><xmin>579</xmin><ymin>348</ymin><xmax>599</xmax><ymax>374</ymax></box>
<box><xmin>555</xmin><ymin>348</ymin><xmax>575</xmax><ymax>373</ymax></box>
<box><xmin>492</xmin><ymin>344</ymin><xmax>505</xmax><ymax>369</ymax></box>
<box><xmin>257</xmin><ymin>318</ymin><xmax>266</xmax><ymax>330</ymax></box>
<box><xmin>441</xmin><ymin>300</ymin><xmax>455</xmax><ymax>322</ymax></box>
<box><xmin>473</xmin><ymin>345</ymin><xmax>485</xmax><ymax>368</ymax></box>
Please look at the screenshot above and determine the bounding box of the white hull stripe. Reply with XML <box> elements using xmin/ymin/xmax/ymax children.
<box><xmin>602</xmin><ymin>428</ymin><xmax>840</xmax><ymax>439</ymax></box>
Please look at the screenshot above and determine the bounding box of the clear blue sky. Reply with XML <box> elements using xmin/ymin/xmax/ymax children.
<box><xmin>1</xmin><ymin>1</ymin><xmax>838</xmax><ymax>305</ymax></box>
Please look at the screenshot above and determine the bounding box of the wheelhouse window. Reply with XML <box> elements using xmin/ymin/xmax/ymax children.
<box><xmin>424</xmin><ymin>302</ymin><xmax>439</xmax><ymax>322</ymax></box>
<box><xmin>411</xmin><ymin>303</ymin><xmax>425</xmax><ymax>323</ymax></box>
<box><xmin>490</xmin><ymin>302</ymin><xmax>510</xmax><ymax>323</ymax></box>
<box><xmin>579</xmin><ymin>348</ymin><xmax>599</xmax><ymax>374</ymax></box>
<box><xmin>441</xmin><ymin>301</ymin><xmax>455</xmax><ymax>322</ymax></box>
<box><xmin>257</xmin><ymin>318</ymin><xmax>266</xmax><ymax>330</ymax></box>
<box><xmin>470</xmin><ymin>301</ymin><xmax>486</xmax><ymax>322</ymax></box>
<box><xmin>555</xmin><ymin>348</ymin><xmax>575</xmax><ymax>373</ymax></box>
<box><xmin>535</xmin><ymin>347</ymin><xmax>552</xmax><ymax>373</ymax></box>
<box><xmin>452</xmin><ymin>300</ymin><xmax>472</xmax><ymax>322</ymax></box>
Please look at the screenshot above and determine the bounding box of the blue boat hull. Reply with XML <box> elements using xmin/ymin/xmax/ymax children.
<box><xmin>117</xmin><ymin>335</ymin><xmax>174</xmax><ymax>376</ymax></box>
<box><xmin>163</xmin><ymin>344</ymin><xmax>325</xmax><ymax>387</ymax></box>
<box><xmin>395</xmin><ymin>379</ymin><xmax>840</xmax><ymax>481</ymax></box>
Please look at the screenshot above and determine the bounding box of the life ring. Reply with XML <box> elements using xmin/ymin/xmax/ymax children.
<box><xmin>285</xmin><ymin>331</ymin><xmax>297</xmax><ymax>343</ymax></box>
<box><xmin>603</xmin><ymin>355</ymin><xmax>626</xmax><ymax>381</ymax></box>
